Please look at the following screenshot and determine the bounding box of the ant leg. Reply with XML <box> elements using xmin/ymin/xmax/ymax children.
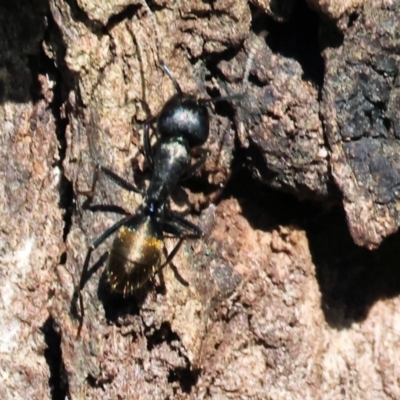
<box><xmin>150</xmin><ymin>209</ymin><xmax>204</xmax><ymax>287</ymax></box>
<box><xmin>155</xmin><ymin>215</ymin><xmax>203</xmax><ymax>284</ymax></box>
<box><xmin>77</xmin><ymin>214</ymin><xmax>134</xmax><ymax>336</ymax></box>
<box><xmin>180</xmin><ymin>149</ymin><xmax>209</xmax><ymax>181</ymax></box>
<box><xmin>155</xmin><ymin>225</ymin><xmax>197</xmax><ymax>275</ymax></box>
<box><xmin>159</xmin><ymin>237</ymin><xmax>184</xmax><ymax>270</ymax></box>
<box><xmin>164</xmin><ymin>208</ymin><xmax>204</xmax><ymax>238</ymax></box>
<box><xmin>144</xmin><ymin>118</ymin><xmax>156</xmax><ymax>169</ymax></box>
<box><xmin>76</xmin><ymin>164</ymin><xmax>101</xmax><ymax>200</ymax></box>
<box><xmin>77</xmin><ymin>164</ymin><xmax>142</xmax><ymax>200</ymax></box>
<box><xmin>96</xmin><ymin>165</ymin><xmax>142</xmax><ymax>193</ymax></box>
<box><xmin>185</xmin><ymin>146</ymin><xmax>226</xmax><ymax>207</ymax></box>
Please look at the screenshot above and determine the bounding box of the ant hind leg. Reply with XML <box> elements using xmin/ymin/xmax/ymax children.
<box><xmin>75</xmin><ymin>213</ymin><xmax>135</xmax><ymax>336</ymax></box>
<box><xmin>154</xmin><ymin>210</ymin><xmax>203</xmax><ymax>285</ymax></box>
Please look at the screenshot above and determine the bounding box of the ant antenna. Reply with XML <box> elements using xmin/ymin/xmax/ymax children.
<box><xmin>200</xmin><ymin>30</ymin><xmax>267</xmax><ymax>105</ymax></box>
<box><xmin>141</xmin><ymin>1</ymin><xmax>265</xmax><ymax>102</ymax></box>
<box><xmin>140</xmin><ymin>0</ymin><xmax>183</xmax><ymax>95</ymax></box>
<box><xmin>242</xmin><ymin>31</ymin><xmax>266</xmax><ymax>92</ymax></box>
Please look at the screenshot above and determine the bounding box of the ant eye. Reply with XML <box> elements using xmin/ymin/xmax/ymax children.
<box><xmin>157</xmin><ymin>93</ymin><xmax>210</xmax><ymax>148</ymax></box>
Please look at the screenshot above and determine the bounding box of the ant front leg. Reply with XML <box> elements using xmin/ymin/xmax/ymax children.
<box><xmin>180</xmin><ymin>148</ymin><xmax>209</xmax><ymax>181</ymax></box>
<box><xmin>77</xmin><ymin>164</ymin><xmax>142</xmax><ymax>205</ymax></box>
<box><xmin>180</xmin><ymin>149</ymin><xmax>227</xmax><ymax>209</ymax></box>
<box><xmin>143</xmin><ymin>117</ymin><xmax>157</xmax><ymax>169</ymax></box>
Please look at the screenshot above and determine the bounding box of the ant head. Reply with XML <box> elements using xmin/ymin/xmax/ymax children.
<box><xmin>157</xmin><ymin>92</ymin><xmax>210</xmax><ymax>148</ymax></box>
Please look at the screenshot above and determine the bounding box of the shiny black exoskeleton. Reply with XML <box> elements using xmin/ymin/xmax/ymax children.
<box><xmin>76</xmin><ymin>69</ymin><xmax>209</xmax><ymax>335</ymax></box>
<box><xmin>143</xmin><ymin>93</ymin><xmax>209</xmax><ymax>206</ymax></box>
<box><xmin>157</xmin><ymin>92</ymin><xmax>209</xmax><ymax>147</ymax></box>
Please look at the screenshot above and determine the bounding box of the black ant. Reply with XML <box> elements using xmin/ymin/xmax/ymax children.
<box><xmin>75</xmin><ymin>77</ymin><xmax>208</xmax><ymax>333</ymax></box>
<box><xmin>75</xmin><ymin>1</ymin><xmax>258</xmax><ymax>334</ymax></box>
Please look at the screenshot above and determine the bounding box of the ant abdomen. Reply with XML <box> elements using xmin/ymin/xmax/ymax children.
<box><xmin>157</xmin><ymin>93</ymin><xmax>210</xmax><ymax>148</ymax></box>
<box><xmin>105</xmin><ymin>214</ymin><xmax>164</xmax><ymax>296</ymax></box>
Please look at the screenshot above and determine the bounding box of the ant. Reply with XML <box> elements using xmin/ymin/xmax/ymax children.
<box><xmin>75</xmin><ymin>1</ymin><xmax>258</xmax><ymax>334</ymax></box>
<box><xmin>75</xmin><ymin>73</ymin><xmax>208</xmax><ymax>333</ymax></box>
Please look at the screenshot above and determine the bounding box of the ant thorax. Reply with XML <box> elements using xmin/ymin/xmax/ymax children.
<box><xmin>146</xmin><ymin>137</ymin><xmax>191</xmax><ymax>205</ymax></box>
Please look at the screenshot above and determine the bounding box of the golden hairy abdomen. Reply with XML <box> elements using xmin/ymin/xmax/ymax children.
<box><xmin>106</xmin><ymin>226</ymin><xmax>164</xmax><ymax>295</ymax></box>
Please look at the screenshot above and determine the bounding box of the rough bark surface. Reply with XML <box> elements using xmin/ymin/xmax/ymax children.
<box><xmin>2</xmin><ymin>0</ymin><xmax>400</xmax><ymax>399</ymax></box>
<box><xmin>0</xmin><ymin>1</ymin><xmax>65</xmax><ymax>399</ymax></box>
<box><xmin>322</xmin><ymin>2</ymin><xmax>400</xmax><ymax>248</ymax></box>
